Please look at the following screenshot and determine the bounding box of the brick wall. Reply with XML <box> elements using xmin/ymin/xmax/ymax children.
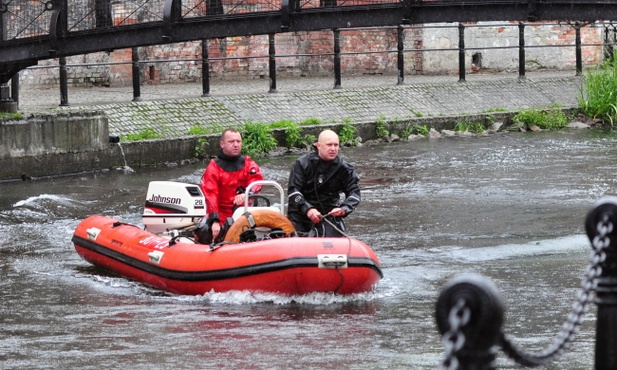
<box><xmin>17</xmin><ymin>22</ymin><xmax>605</xmax><ymax>88</ymax></box>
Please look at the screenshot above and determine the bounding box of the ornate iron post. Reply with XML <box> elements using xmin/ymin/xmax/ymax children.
<box><xmin>574</xmin><ymin>22</ymin><xmax>582</xmax><ymax>76</ymax></box>
<box><xmin>132</xmin><ymin>47</ymin><xmax>141</xmax><ymax>102</ymax></box>
<box><xmin>59</xmin><ymin>56</ymin><xmax>69</xmax><ymax>106</ymax></box>
<box><xmin>436</xmin><ymin>274</ymin><xmax>504</xmax><ymax>369</ymax></box>
<box><xmin>518</xmin><ymin>22</ymin><xmax>525</xmax><ymax>79</ymax></box>
<box><xmin>458</xmin><ymin>23</ymin><xmax>465</xmax><ymax>82</ymax></box>
<box><xmin>585</xmin><ymin>198</ymin><xmax>617</xmax><ymax>369</ymax></box>
<box><xmin>11</xmin><ymin>72</ymin><xmax>18</xmax><ymax>107</ymax></box>
<box><xmin>397</xmin><ymin>25</ymin><xmax>404</xmax><ymax>85</ymax></box>
<box><xmin>202</xmin><ymin>39</ymin><xmax>210</xmax><ymax>97</ymax></box>
<box><xmin>333</xmin><ymin>28</ymin><xmax>341</xmax><ymax>89</ymax></box>
<box><xmin>269</xmin><ymin>33</ymin><xmax>277</xmax><ymax>93</ymax></box>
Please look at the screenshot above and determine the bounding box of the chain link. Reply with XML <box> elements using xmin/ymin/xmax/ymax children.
<box><xmin>439</xmin><ymin>298</ymin><xmax>471</xmax><ymax>370</ymax></box>
<box><xmin>501</xmin><ymin>213</ymin><xmax>611</xmax><ymax>366</ymax></box>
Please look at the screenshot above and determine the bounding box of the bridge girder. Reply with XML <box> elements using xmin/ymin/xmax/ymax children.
<box><xmin>2</xmin><ymin>1</ymin><xmax>617</xmax><ymax>83</ymax></box>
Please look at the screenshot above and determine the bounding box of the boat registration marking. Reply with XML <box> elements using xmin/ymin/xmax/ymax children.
<box><xmin>139</xmin><ymin>235</ymin><xmax>170</xmax><ymax>250</ymax></box>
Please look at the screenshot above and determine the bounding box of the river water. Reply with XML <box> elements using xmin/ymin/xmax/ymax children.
<box><xmin>2</xmin><ymin>129</ymin><xmax>616</xmax><ymax>369</ymax></box>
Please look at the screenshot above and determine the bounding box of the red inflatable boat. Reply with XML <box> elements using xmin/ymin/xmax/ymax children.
<box><xmin>72</xmin><ymin>181</ymin><xmax>383</xmax><ymax>295</ymax></box>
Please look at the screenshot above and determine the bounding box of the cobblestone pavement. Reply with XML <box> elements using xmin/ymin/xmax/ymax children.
<box><xmin>17</xmin><ymin>70</ymin><xmax>583</xmax><ymax>138</ymax></box>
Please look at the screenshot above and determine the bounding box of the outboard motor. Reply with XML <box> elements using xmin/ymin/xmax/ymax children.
<box><xmin>142</xmin><ymin>181</ymin><xmax>207</xmax><ymax>234</ymax></box>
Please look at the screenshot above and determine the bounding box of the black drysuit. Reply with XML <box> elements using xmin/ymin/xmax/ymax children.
<box><xmin>287</xmin><ymin>150</ymin><xmax>361</xmax><ymax>236</ymax></box>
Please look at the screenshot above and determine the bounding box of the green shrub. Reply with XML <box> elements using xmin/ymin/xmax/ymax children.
<box><xmin>512</xmin><ymin>107</ymin><xmax>569</xmax><ymax>130</ymax></box>
<box><xmin>187</xmin><ymin>124</ymin><xmax>210</xmax><ymax>135</ymax></box>
<box><xmin>339</xmin><ymin>124</ymin><xmax>357</xmax><ymax>143</ymax></box>
<box><xmin>194</xmin><ymin>137</ymin><xmax>209</xmax><ymax>159</ymax></box>
<box><xmin>267</xmin><ymin>120</ymin><xmax>315</xmax><ymax>148</ymax></box>
<box><xmin>241</xmin><ymin>120</ymin><xmax>277</xmax><ymax>157</ymax></box>
<box><xmin>375</xmin><ymin>115</ymin><xmax>389</xmax><ymax>138</ymax></box>
<box><xmin>411</xmin><ymin>124</ymin><xmax>430</xmax><ymax>135</ymax></box>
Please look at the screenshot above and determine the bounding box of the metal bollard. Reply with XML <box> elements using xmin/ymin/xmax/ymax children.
<box><xmin>585</xmin><ymin>197</ymin><xmax>617</xmax><ymax>370</ymax></box>
<box><xmin>436</xmin><ymin>273</ymin><xmax>504</xmax><ymax>369</ymax></box>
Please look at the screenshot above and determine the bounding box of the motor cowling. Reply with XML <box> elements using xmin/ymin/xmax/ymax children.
<box><xmin>142</xmin><ymin>181</ymin><xmax>207</xmax><ymax>234</ymax></box>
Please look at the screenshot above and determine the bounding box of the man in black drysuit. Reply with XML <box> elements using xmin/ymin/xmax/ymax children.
<box><xmin>287</xmin><ymin>129</ymin><xmax>361</xmax><ymax>237</ymax></box>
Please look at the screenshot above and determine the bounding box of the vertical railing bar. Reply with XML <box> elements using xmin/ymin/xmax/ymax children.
<box><xmin>269</xmin><ymin>33</ymin><xmax>277</xmax><ymax>93</ymax></box>
<box><xmin>132</xmin><ymin>47</ymin><xmax>141</xmax><ymax>101</ymax></box>
<box><xmin>333</xmin><ymin>28</ymin><xmax>342</xmax><ymax>89</ymax></box>
<box><xmin>458</xmin><ymin>23</ymin><xmax>465</xmax><ymax>82</ymax></box>
<box><xmin>518</xmin><ymin>22</ymin><xmax>526</xmax><ymax>79</ymax></box>
<box><xmin>202</xmin><ymin>39</ymin><xmax>210</xmax><ymax>97</ymax></box>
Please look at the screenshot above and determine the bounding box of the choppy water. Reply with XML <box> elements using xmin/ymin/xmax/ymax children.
<box><xmin>2</xmin><ymin>129</ymin><xmax>616</xmax><ymax>369</ymax></box>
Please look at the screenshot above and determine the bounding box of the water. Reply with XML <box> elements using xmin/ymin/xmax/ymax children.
<box><xmin>2</xmin><ymin>129</ymin><xmax>616</xmax><ymax>369</ymax></box>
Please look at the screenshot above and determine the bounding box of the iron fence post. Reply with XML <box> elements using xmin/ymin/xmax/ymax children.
<box><xmin>397</xmin><ymin>25</ymin><xmax>405</xmax><ymax>85</ymax></box>
<box><xmin>132</xmin><ymin>47</ymin><xmax>141</xmax><ymax>102</ymax></box>
<box><xmin>269</xmin><ymin>33</ymin><xmax>277</xmax><ymax>93</ymax></box>
<box><xmin>11</xmin><ymin>73</ymin><xmax>19</xmax><ymax>108</ymax></box>
<box><xmin>59</xmin><ymin>56</ymin><xmax>69</xmax><ymax>106</ymax></box>
<box><xmin>518</xmin><ymin>22</ymin><xmax>526</xmax><ymax>79</ymax></box>
<box><xmin>585</xmin><ymin>199</ymin><xmax>617</xmax><ymax>369</ymax></box>
<box><xmin>333</xmin><ymin>28</ymin><xmax>342</xmax><ymax>89</ymax></box>
<box><xmin>458</xmin><ymin>23</ymin><xmax>465</xmax><ymax>82</ymax></box>
<box><xmin>575</xmin><ymin>22</ymin><xmax>582</xmax><ymax>76</ymax></box>
<box><xmin>202</xmin><ymin>39</ymin><xmax>210</xmax><ymax>97</ymax></box>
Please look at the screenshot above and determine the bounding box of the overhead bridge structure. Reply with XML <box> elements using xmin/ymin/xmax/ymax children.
<box><xmin>2</xmin><ymin>0</ymin><xmax>617</xmax><ymax>86</ymax></box>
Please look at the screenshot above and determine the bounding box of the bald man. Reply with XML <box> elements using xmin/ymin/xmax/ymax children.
<box><xmin>287</xmin><ymin>129</ymin><xmax>361</xmax><ymax>237</ymax></box>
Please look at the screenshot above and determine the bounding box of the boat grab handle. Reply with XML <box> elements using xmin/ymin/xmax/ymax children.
<box><xmin>243</xmin><ymin>180</ymin><xmax>286</xmax><ymax>215</ymax></box>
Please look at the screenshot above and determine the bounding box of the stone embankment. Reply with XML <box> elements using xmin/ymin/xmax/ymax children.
<box><xmin>2</xmin><ymin>70</ymin><xmax>585</xmax><ymax>181</ymax></box>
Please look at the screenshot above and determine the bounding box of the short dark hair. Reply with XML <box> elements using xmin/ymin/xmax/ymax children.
<box><xmin>221</xmin><ymin>128</ymin><xmax>240</xmax><ymax>141</ymax></box>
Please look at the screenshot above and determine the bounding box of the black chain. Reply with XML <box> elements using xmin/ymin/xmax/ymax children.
<box><xmin>501</xmin><ymin>214</ymin><xmax>610</xmax><ymax>366</ymax></box>
<box><xmin>438</xmin><ymin>298</ymin><xmax>471</xmax><ymax>370</ymax></box>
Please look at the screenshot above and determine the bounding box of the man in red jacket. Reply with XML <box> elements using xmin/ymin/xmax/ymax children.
<box><xmin>200</xmin><ymin>128</ymin><xmax>263</xmax><ymax>241</ymax></box>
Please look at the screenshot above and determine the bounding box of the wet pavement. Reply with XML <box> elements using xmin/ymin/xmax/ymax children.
<box><xmin>16</xmin><ymin>70</ymin><xmax>583</xmax><ymax>138</ymax></box>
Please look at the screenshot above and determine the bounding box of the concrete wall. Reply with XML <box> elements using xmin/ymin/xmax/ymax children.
<box><xmin>421</xmin><ymin>22</ymin><xmax>604</xmax><ymax>74</ymax></box>
<box><xmin>0</xmin><ymin>112</ymin><xmax>110</xmax><ymax>180</ymax></box>
<box><xmin>0</xmin><ymin>110</ymin><xmax>564</xmax><ymax>181</ymax></box>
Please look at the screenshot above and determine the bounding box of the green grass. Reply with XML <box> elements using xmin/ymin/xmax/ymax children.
<box><xmin>454</xmin><ymin>120</ymin><xmax>485</xmax><ymax>133</ymax></box>
<box><xmin>0</xmin><ymin>112</ymin><xmax>23</xmax><ymax>120</ymax></box>
<box><xmin>512</xmin><ymin>106</ymin><xmax>569</xmax><ymax>130</ymax></box>
<box><xmin>299</xmin><ymin>117</ymin><xmax>323</xmax><ymax>126</ymax></box>
<box><xmin>122</xmin><ymin>128</ymin><xmax>163</xmax><ymax>141</ymax></box>
<box><xmin>579</xmin><ymin>57</ymin><xmax>617</xmax><ymax>125</ymax></box>
<box><xmin>187</xmin><ymin>124</ymin><xmax>211</xmax><ymax>135</ymax></box>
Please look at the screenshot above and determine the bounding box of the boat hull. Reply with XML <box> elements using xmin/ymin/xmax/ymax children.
<box><xmin>72</xmin><ymin>215</ymin><xmax>383</xmax><ymax>295</ymax></box>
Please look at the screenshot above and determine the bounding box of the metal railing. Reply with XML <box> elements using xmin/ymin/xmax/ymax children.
<box><xmin>7</xmin><ymin>20</ymin><xmax>606</xmax><ymax>108</ymax></box>
<box><xmin>435</xmin><ymin>197</ymin><xmax>617</xmax><ymax>369</ymax></box>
